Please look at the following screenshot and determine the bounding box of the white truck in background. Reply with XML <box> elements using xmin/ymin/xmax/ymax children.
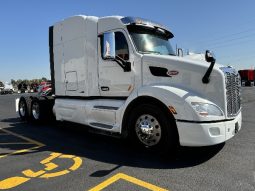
<box><xmin>17</xmin><ymin>15</ymin><xmax>242</xmax><ymax>154</ymax></box>
<box><xmin>1</xmin><ymin>82</ymin><xmax>14</xmax><ymax>94</ymax></box>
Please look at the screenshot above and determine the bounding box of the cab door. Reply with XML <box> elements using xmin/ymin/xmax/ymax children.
<box><xmin>98</xmin><ymin>30</ymin><xmax>135</xmax><ymax>97</ymax></box>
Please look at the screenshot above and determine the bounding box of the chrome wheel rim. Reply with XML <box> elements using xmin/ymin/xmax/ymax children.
<box><xmin>135</xmin><ymin>114</ymin><xmax>162</xmax><ymax>146</ymax></box>
<box><xmin>19</xmin><ymin>101</ymin><xmax>26</xmax><ymax>117</ymax></box>
<box><xmin>32</xmin><ymin>102</ymin><xmax>40</xmax><ymax>120</ymax></box>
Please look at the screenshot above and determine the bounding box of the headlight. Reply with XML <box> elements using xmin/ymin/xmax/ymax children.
<box><xmin>191</xmin><ymin>102</ymin><xmax>223</xmax><ymax>117</ymax></box>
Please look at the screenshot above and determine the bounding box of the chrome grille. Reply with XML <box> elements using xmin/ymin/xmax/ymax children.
<box><xmin>221</xmin><ymin>67</ymin><xmax>241</xmax><ymax>117</ymax></box>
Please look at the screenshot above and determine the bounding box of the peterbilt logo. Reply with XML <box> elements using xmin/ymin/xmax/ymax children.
<box><xmin>167</xmin><ymin>70</ymin><xmax>179</xmax><ymax>76</ymax></box>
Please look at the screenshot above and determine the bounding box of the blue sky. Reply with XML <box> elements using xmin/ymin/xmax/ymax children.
<box><xmin>0</xmin><ymin>0</ymin><xmax>255</xmax><ymax>82</ymax></box>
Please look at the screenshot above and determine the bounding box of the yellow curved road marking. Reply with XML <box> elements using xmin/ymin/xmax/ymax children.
<box><xmin>59</xmin><ymin>154</ymin><xmax>75</xmax><ymax>159</ymax></box>
<box><xmin>44</xmin><ymin>162</ymin><xmax>58</xmax><ymax>171</ymax></box>
<box><xmin>40</xmin><ymin>153</ymin><xmax>61</xmax><ymax>164</ymax></box>
<box><xmin>69</xmin><ymin>157</ymin><xmax>82</xmax><ymax>171</ymax></box>
<box><xmin>0</xmin><ymin>128</ymin><xmax>83</xmax><ymax>189</ymax></box>
<box><xmin>39</xmin><ymin>154</ymin><xmax>83</xmax><ymax>178</ymax></box>
<box><xmin>22</xmin><ymin>169</ymin><xmax>45</xmax><ymax>178</ymax></box>
<box><xmin>88</xmin><ymin>173</ymin><xmax>169</xmax><ymax>191</ymax></box>
<box><xmin>0</xmin><ymin>177</ymin><xmax>30</xmax><ymax>190</ymax></box>
<box><xmin>40</xmin><ymin>170</ymin><xmax>70</xmax><ymax>178</ymax></box>
<box><xmin>0</xmin><ymin>152</ymin><xmax>83</xmax><ymax>189</ymax></box>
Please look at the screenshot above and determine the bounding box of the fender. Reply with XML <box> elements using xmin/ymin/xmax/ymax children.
<box><xmin>118</xmin><ymin>85</ymin><xmax>198</xmax><ymax>136</ymax></box>
<box><xmin>137</xmin><ymin>85</ymin><xmax>196</xmax><ymax>121</ymax></box>
<box><xmin>138</xmin><ymin>84</ymin><xmax>227</xmax><ymax>122</ymax></box>
<box><xmin>119</xmin><ymin>84</ymin><xmax>212</xmax><ymax>134</ymax></box>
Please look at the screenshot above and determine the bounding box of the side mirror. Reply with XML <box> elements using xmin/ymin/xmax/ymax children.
<box><xmin>205</xmin><ymin>50</ymin><xmax>215</xmax><ymax>63</ymax></box>
<box><xmin>102</xmin><ymin>32</ymin><xmax>116</xmax><ymax>60</ymax></box>
<box><xmin>102</xmin><ymin>32</ymin><xmax>131</xmax><ymax>72</ymax></box>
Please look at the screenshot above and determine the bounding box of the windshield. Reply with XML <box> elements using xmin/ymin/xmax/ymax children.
<box><xmin>127</xmin><ymin>25</ymin><xmax>175</xmax><ymax>56</ymax></box>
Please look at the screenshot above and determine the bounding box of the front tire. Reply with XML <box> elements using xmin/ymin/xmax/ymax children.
<box><xmin>128</xmin><ymin>104</ymin><xmax>178</xmax><ymax>154</ymax></box>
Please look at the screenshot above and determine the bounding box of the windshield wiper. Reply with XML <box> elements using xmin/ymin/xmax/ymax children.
<box><xmin>139</xmin><ymin>51</ymin><xmax>161</xmax><ymax>55</ymax></box>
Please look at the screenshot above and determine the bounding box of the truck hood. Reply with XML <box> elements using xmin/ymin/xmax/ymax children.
<box><xmin>141</xmin><ymin>54</ymin><xmax>226</xmax><ymax>115</ymax></box>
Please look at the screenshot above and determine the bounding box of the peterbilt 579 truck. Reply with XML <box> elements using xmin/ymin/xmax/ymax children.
<box><xmin>17</xmin><ymin>15</ymin><xmax>242</xmax><ymax>153</ymax></box>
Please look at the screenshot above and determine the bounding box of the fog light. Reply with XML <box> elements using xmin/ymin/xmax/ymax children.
<box><xmin>209</xmin><ymin>127</ymin><xmax>221</xmax><ymax>136</ymax></box>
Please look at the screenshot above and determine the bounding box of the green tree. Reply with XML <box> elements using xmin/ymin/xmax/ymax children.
<box><xmin>16</xmin><ymin>79</ymin><xmax>22</xmax><ymax>86</ymax></box>
<box><xmin>41</xmin><ymin>77</ymin><xmax>48</xmax><ymax>82</ymax></box>
<box><xmin>0</xmin><ymin>81</ymin><xmax>4</xmax><ymax>88</ymax></box>
<box><xmin>11</xmin><ymin>79</ymin><xmax>17</xmax><ymax>89</ymax></box>
<box><xmin>11</xmin><ymin>79</ymin><xmax>16</xmax><ymax>86</ymax></box>
<box><xmin>22</xmin><ymin>79</ymin><xmax>30</xmax><ymax>86</ymax></box>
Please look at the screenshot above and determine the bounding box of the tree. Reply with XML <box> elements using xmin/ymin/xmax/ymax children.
<box><xmin>11</xmin><ymin>79</ymin><xmax>17</xmax><ymax>87</ymax></box>
<box><xmin>22</xmin><ymin>79</ymin><xmax>30</xmax><ymax>86</ymax></box>
<box><xmin>0</xmin><ymin>81</ymin><xmax>4</xmax><ymax>88</ymax></box>
<box><xmin>41</xmin><ymin>77</ymin><xmax>48</xmax><ymax>82</ymax></box>
<box><xmin>16</xmin><ymin>79</ymin><xmax>22</xmax><ymax>86</ymax></box>
<box><xmin>6</xmin><ymin>78</ymin><xmax>50</xmax><ymax>90</ymax></box>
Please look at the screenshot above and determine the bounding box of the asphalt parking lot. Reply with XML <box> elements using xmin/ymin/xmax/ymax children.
<box><xmin>0</xmin><ymin>88</ymin><xmax>255</xmax><ymax>191</ymax></box>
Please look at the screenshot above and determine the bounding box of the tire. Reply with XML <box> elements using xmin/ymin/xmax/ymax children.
<box><xmin>30</xmin><ymin>99</ymin><xmax>42</xmax><ymax>122</ymax></box>
<box><xmin>128</xmin><ymin>104</ymin><xmax>178</xmax><ymax>155</ymax></box>
<box><xmin>18</xmin><ymin>98</ymin><xmax>28</xmax><ymax>121</ymax></box>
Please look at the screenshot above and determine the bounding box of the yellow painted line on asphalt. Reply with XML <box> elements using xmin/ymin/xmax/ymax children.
<box><xmin>0</xmin><ymin>142</ymin><xmax>36</xmax><ymax>145</ymax></box>
<box><xmin>40</xmin><ymin>153</ymin><xmax>61</xmax><ymax>164</ymax></box>
<box><xmin>38</xmin><ymin>152</ymin><xmax>82</xmax><ymax>178</ymax></box>
<box><xmin>59</xmin><ymin>154</ymin><xmax>75</xmax><ymax>159</ymax></box>
<box><xmin>0</xmin><ymin>128</ymin><xmax>45</xmax><ymax>159</ymax></box>
<box><xmin>0</xmin><ymin>145</ymin><xmax>43</xmax><ymax>159</ymax></box>
<box><xmin>22</xmin><ymin>169</ymin><xmax>45</xmax><ymax>178</ymax></box>
<box><xmin>40</xmin><ymin>170</ymin><xmax>70</xmax><ymax>178</ymax></box>
<box><xmin>44</xmin><ymin>162</ymin><xmax>58</xmax><ymax>171</ymax></box>
<box><xmin>0</xmin><ymin>128</ymin><xmax>45</xmax><ymax>147</ymax></box>
<box><xmin>88</xmin><ymin>173</ymin><xmax>169</xmax><ymax>191</ymax></box>
<box><xmin>0</xmin><ymin>127</ymin><xmax>84</xmax><ymax>189</ymax></box>
<box><xmin>69</xmin><ymin>157</ymin><xmax>82</xmax><ymax>171</ymax></box>
<box><xmin>0</xmin><ymin>152</ymin><xmax>83</xmax><ymax>189</ymax></box>
<box><xmin>0</xmin><ymin>176</ymin><xmax>30</xmax><ymax>190</ymax></box>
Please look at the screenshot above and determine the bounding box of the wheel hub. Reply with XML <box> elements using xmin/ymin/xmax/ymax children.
<box><xmin>32</xmin><ymin>102</ymin><xmax>40</xmax><ymax>120</ymax></box>
<box><xmin>139</xmin><ymin>122</ymin><xmax>153</xmax><ymax>135</ymax></box>
<box><xmin>19</xmin><ymin>102</ymin><xmax>26</xmax><ymax>117</ymax></box>
<box><xmin>135</xmin><ymin>114</ymin><xmax>161</xmax><ymax>147</ymax></box>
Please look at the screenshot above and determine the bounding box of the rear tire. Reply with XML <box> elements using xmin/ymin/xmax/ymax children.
<box><xmin>18</xmin><ymin>98</ymin><xmax>28</xmax><ymax>121</ymax></box>
<box><xmin>128</xmin><ymin>104</ymin><xmax>178</xmax><ymax>155</ymax></box>
<box><xmin>30</xmin><ymin>99</ymin><xmax>42</xmax><ymax>122</ymax></box>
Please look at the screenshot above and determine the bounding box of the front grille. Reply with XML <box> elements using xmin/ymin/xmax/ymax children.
<box><xmin>221</xmin><ymin>67</ymin><xmax>241</xmax><ymax>117</ymax></box>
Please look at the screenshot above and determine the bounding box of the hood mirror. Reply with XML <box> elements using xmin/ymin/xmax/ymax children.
<box><xmin>205</xmin><ymin>50</ymin><xmax>215</xmax><ymax>63</ymax></box>
<box><xmin>202</xmin><ymin>50</ymin><xmax>216</xmax><ymax>84</ymax></box>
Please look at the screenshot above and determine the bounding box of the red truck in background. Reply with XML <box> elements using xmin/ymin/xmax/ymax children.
<box><xmin>238</xmin><ymin>70</ymin><xmax>255</xmax><ymax>86</ymax></box>
<box><xmin>37</xmin><ymin>81</ymin><xmax>52</xmax><ymax>94</ymax></box>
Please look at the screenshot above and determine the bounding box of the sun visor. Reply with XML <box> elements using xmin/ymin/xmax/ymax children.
<box><xmin>121</xmin><ymin>17</ymin><xmax>174</xmax><ymax>38</ymax></box>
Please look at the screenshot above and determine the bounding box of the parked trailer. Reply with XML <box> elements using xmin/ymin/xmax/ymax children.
<box><xmin>249</xmin><ymin>70</ymin><xmax>255</xmax><ymax>86</ymax></box>
<box><xmin>16</xmin><ymin>15</ymin><xmax>242</xmax><ymax>154</ymax></box>
<box><xmin>238</xmin><ymin>69</ymin><xmax>255</xmax><ymax>86</ymax></box>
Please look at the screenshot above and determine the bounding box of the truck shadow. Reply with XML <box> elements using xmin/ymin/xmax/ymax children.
<box><xmin>1</xmin><ymin>118</ymin><xmax>224</xmax><ymax>172</ymax></box>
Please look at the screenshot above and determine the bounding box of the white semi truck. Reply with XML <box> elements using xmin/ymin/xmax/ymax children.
<box><xmin>17</xmin><ymin>15</ymin><xmax>242</xmax><ymax>153</ymax></box>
